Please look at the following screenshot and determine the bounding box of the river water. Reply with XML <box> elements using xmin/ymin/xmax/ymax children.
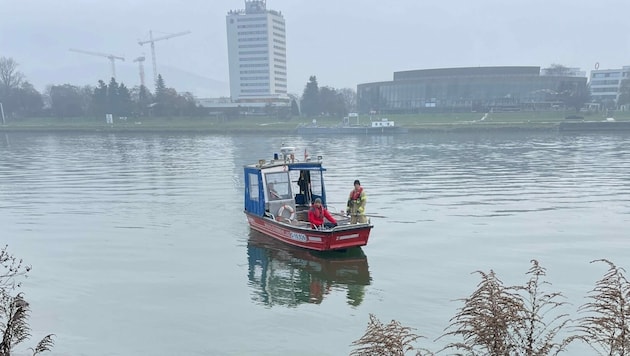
<box><xmin>1</xmin><ymin>130</ymin><xmax>629</xmax><ymax>355</ymax></box>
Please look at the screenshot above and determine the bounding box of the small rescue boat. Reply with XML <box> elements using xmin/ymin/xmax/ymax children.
<box><xmin>243</xmin><ymin>145</ymin><xmax>373</xmax><ymax>251</ymax></box>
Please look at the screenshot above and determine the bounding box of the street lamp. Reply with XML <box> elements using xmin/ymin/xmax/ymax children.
<box><xmin>0</xmin><ymin>102</ymin><xmax>5</xmax><ymax>125</ymax></box>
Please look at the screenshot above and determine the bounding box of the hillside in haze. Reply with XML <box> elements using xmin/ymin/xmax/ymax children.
<box><xmin>24</xmin><ymin>62</ymin><xmax>229</xmax><ymax>98</ymax></box>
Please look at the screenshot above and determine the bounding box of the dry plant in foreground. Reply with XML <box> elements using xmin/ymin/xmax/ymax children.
<box><xmin>438</xmin><ymin>269</ymin><xmax>522</xmax><ymax>355</ymax></box>
<box><xmin>351</xmin><ymin>260</ymin><xmax>630</xmax><ymax>355</ymax></box>
<box><xmin>573</xmin><ymin>259</ymin><xmax>630</xmax><ymax>355</ymax></box>
<box><xmin>438</xmin><ymin>260</ymin><xmax>572</xmax><ymax>355</ymax></box>
<box><xmin>510</xmin><ymin>260</ymin><xmax>572</xmax><ymax>355</ymax></box>
<box><xmin>0</xmin><ymin>246</ymin><xmax>54</xmax><ymax>356</ymax></box>
<box><xmin>350</xmin><ymin>313</ymin><xmax>433</xmax><ymax>356</ymax></box>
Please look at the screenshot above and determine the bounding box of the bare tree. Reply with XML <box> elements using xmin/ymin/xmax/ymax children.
<box><xmin>618</xmin><ymin>79</ymin><xmax>630</xmax><ymax>108</ymax></box>
<box><xmin>0</xmin><ymin>58</ymin><xmax>24</xmax><ymax>92</ymax></box>
<box><xmin>339</xmin><ymin>88</ymin><xmax>357</xmax><ymax>113</ymax></box>
<box><xmin>542</xmin><ymin>64</ymin><xmax>573</xmax><ymax>76</ymax></box>
<box><xmin>0</xmin><ymin>57</ymin><xmax>43</xmax><ymax>119</ymax></box>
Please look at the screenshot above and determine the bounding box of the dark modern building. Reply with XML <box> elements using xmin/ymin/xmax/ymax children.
<box><xmin>357</xmin><ymin>66</ymin><xmax>588</xmax><ymax>114</ymax></box>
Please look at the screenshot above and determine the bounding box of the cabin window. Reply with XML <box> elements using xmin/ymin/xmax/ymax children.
<box><xmin>248</xmin><ymin>173</ymin><xmax>259</xmax><ymax>200</ymax></box>
<box><xmin>265</xmin><ymin>172</ymin><xmax>290</xmax><ymax>200</ymax></box>
<box><xmin>290</xmin><ymin>169</ymin><xmax>315</xmax><ymax>204</ymax></box>
<box><xmin>309</xmin><ymin>171</ymin><xmax>323</xmax><ymax>197</ymax></box>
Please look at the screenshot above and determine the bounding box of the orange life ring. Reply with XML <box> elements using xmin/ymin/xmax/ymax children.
<box><xmin>277</xmin><ymin>204</ymin><xmax>295</xmax><ymax>220</ymax></box>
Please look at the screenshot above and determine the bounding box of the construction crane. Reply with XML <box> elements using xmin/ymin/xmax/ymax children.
<box><xmin>69</xmin><ymin>48</ymin><xmax>125</xmax><ymax>80</ymax></box>
<box><xmin>133</xmin><ymin>56</ymin><xmax>146</xmax><ymax>88</ymax></box>
<box><xmin>138</xmin><ymin>30</ymin><xmax>191</xmax><ymax>85</ymax></box>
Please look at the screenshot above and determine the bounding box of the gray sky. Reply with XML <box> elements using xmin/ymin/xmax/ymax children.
<box><xmin>3</xmin><ymin>0</ymin><xmax>629</xmax><ymax>98</ymax></box>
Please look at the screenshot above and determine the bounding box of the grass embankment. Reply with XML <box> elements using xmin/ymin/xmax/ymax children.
<box><xmin>1</xmin><ymin>111</ymin><xmax>628</xmax><ymax>133</ymax></box>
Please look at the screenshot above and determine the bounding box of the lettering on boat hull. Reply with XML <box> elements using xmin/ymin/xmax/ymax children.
<box><xmin>290</xmin><ymin>232</ymin><xmax>307</xmax><ymax>242</ymax></box>
<box><xmin>337</xmin><ymin>233</ymin><xmax>359</xmax><ymax>240</ymax></box>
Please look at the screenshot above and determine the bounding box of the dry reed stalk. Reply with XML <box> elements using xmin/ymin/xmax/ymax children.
<box><xmin>438</xmin><ymin>260</ymin><xmax>572</xmax><ymax>355</ymax></box>
<box><xmin>573</xmin><ymin>259</ymin><xmax>630</xmax><ymax>355</ymax></box>
<box><xmin>350</xmin><ymin>313</ymin><xmax>433</xmax><ymax>356</ymax></box>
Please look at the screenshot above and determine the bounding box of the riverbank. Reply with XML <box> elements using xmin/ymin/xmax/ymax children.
<box><xmin>1</xmin><ymin>111</ymin><xmax>628</xmax><ymax>133</ymax></box>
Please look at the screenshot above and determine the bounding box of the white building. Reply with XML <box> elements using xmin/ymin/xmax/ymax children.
<box><xmin>589</xmin><ymin>66</ymin><xmax>630</xmax><ymax>105</ymax></box>
<box><xmin>226</xmin><ymin>0</ymin><xmax>288</xmax><ymax>104</ymax></box>
<box><xmin>541</xmin><ymin>67</ymin><xmax>586</xmax><ymax>77</ymax></box>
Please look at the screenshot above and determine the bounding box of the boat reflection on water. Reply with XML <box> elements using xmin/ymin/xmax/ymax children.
<box><xmin>246</xmin><ymin>230</ymin><xmax>371</xmax><ymax>307</ymax></box>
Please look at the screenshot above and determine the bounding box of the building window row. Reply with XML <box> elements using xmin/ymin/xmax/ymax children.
<box><xmin>239</xmin><ymin>50</ymin><xmax>268</xmax><ymax>55</ymax></box>
<box><xmin>241</xmin><ymin>82</ymin><xmax>269</xmax><ymax>87</ymax></box>
<box><xmin>275</xmin><ymin>89</ymin><xmax>287</xmax><ymax>93</ymax></box>
<box><xmin>241</xmin><ymin>76</ymin><xmax>269</xmax><ymax>80</ymax></box>
<box><xmin>272</xmin><ymin>19</ymin><xmax>284</xmax><ymax>26</ymax></box>
<box><xmin>237</xmin><ymin>24</ymin><xmax>266</xmax><ymax>28</ymax></box>
<box><xmin>239</xmin><ymin>57</ymin><xmax>268</xmax><ymax>61</ymax></box>
<box><xmin>274</xmin><ymin>64</ymin><xmax>286</xmax><ymax>69</ymax></box>
<box><xmin>240</xmin><ymin>63</ymin><xmax>268</xmax><ymax>68</ymax></box>
<box><xmin>275</xmin><ymin>83</ymin><xmax>287</xmax><ymax>88</ymax></box>
<box><xmin>275</xmin><ymin>77</ymin><xmax>286</xmax><ymax>82</ymax></box>
<box><xmin>274</xmin><ymin>58</ymin><xmax>286</xmax><ymax>64</ymax></box>
<box><xmin>273</xmin><ymin>51</ymin><xmax>285</xmax><ymax>58</ymax></box>
<box><xmin>238</xmin><ymin>30</ymin><xmax>267</xmax><ymax>35</ymax></box>
<box><xmin>274</xmin><ymin>70</ymin><xmax>286</xmax><ymax>76</ymax></box>
<box><xmin>241</xmin><ymin>89</ymin><xmax>269</xmax><ymax>93</ymax></box>
<box><xmin>273</xmin><ymin>39</ymin><xmax>286</xmax><ymax>45</ymax></box>
<box><xmin>592</xmin><ymin>72</ymin><xmax>621</xmax><ymax>78</ymax></box>
<box><xmin>241</xmin><ymin>69</ymin><xmax>269</xmax><ymax>74</ymax></box>
<box><xmin>272</xmin><ymin>32</ymin><xmax>285</xmax><ymax>38</ymax></box>
<box><xmin>273</xmin><ymin>26</ymin><xmax>285</xmax><ymax>33</ymax></box>
<box><xmin>238</xmin><ymin>44</ymin><xmax>267</xmax><ymax>48</ymax></box>
<box><xmin>591</xmin><ymin>88</ymin><xmax>618</xmax><ymax>93</ymax></box>
<box><xmin>273</xmin><ymin>45</ymin><xmax>285</xmax><ymax>51</ymax></box>
<box><xmin>590</xmin><ymin>80</ymin><xmax>620</xmax><ymax>85</ymax></box>
<box><xmin>236</xmin><ymin>17</ymin><xmax>266</xmax><ymax>22</ymax></box>
<box><xmin>238</xmin><ymin>37</ymin><xmax>267</xmax><ymax>42</ymax></box>
<box><xmin>593</xmin><ymin>95</ymin><xmax>617</xmax><ymax>100</ymax></box>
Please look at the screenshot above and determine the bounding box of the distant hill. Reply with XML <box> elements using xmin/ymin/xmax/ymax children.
<box><xmin>25</xmin><ymin>62</ymin><xmax>229</xmax><ymax>98</ymax></box>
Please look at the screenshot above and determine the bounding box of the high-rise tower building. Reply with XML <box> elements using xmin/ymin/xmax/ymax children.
<box><xmin>226</xmin><ymin>0</ymin><xmax>287</xmax><ymax>103</ymax></box>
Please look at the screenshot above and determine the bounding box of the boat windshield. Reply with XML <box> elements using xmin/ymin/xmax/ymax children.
<box><xmin>289</xmin><ymin>169</ymin><xmax>323</xmax><ymax>205</ymax></box>
<box><xmin>309</xmin><ymin>171</ymin><xmax>322</xmax><ymax>197</ymax></box>
<box><xmin>265</xmin><ymin>172</ymin><xmax>291</xmax><ymax>200</ymax></box>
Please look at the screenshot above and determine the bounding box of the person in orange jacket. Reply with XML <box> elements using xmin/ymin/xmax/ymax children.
<box><xmin>308</xmin><ymin>198</ymin><xmax>337</xmax><ymax>229</ymax></box>
<box><xmin>346</xmin><ymin>179</ymin><xmax>367</xmax><ymax>224</ymax></box>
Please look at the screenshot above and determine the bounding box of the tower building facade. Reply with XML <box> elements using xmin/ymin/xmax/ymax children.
<box><xmin>226</xmin><ymin>0</ymin><xmax>288</xmax><ymax>103</ymax></box>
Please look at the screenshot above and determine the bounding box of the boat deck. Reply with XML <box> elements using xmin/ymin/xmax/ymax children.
<box><xmin>272</xmin><ymin>207</ymin><xmax>358</xmax><ymax>230</ymax></box>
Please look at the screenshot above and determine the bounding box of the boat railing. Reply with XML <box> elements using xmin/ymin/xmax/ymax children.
<box><xmin>268</xmin><ymin>199</ymin><xmax>296</xmax><ymax>221</ymax></box>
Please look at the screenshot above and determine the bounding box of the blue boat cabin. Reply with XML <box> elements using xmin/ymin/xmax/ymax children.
<box><xmin>244</xmin><ymin>154</ymin><xmax>328</xmax><ymax>222</ymax></box>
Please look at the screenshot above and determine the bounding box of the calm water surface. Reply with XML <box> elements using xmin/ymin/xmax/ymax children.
<box><xmin>1</xmin><ymin>131</ymin><xmax>629</xmax><ymax>355</ymax></box>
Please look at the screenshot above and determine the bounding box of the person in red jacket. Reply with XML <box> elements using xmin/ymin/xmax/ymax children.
<box><xmin>308</xmin><ymin>198</ymin><xmax>337</xmax><ymax>229</ymax></box>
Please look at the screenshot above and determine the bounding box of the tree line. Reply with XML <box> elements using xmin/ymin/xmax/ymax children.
<box><xmin>0</xmin><ymin>57</ymin><xmax>201</xmax><ymax>121</ymax></box>
<box><xmin>0</xmin><ymin>56</ymin><xmax>360</xmax><ymax>121</ymax></box>
<box><xmin>299</xmin><ymin>75</ymin><xmax>357</xmax><ymax>117</ymax></box>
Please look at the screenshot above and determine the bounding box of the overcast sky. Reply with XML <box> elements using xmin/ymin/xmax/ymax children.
<box><xmin>3</xmin><ymin>0</ymin><xmax>630</xmax><ymax>97</ymax></box>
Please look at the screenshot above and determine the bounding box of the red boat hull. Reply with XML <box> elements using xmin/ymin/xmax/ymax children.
<box><xmin>246</xmin><ymin>213</ymin><xmax>371</xmax><ymax>251</ymax></box>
